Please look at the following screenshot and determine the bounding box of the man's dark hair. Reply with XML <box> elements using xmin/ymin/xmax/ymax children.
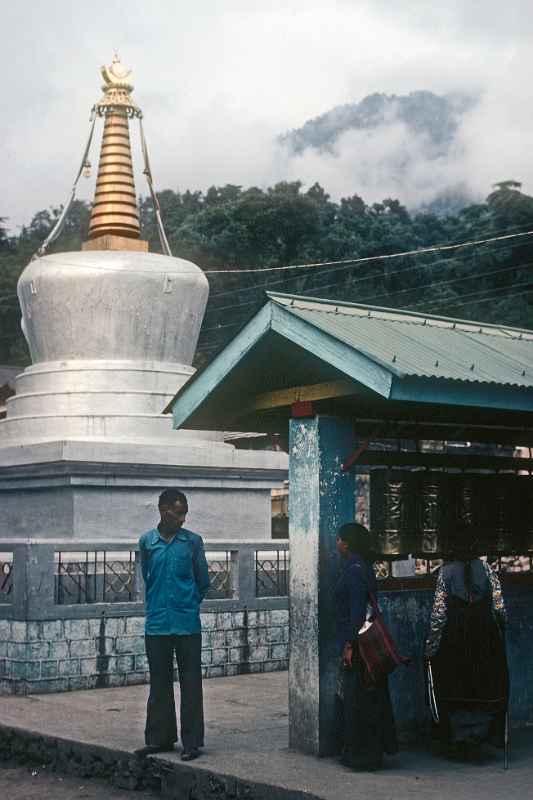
<box><xmin>337</xmin><ymin>522</ymin><xmax>376</xmax><ymax>561</ymax></box>
<box><xmin>158</xmin><ymin>489</ymin><xmax>188</xmax><ymax>509</ymax></box>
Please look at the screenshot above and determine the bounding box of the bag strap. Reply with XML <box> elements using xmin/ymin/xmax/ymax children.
<box><xmin>368</xmin><ymin>592</ymin><xmax>380</xmax><ymax>616</ymax></box>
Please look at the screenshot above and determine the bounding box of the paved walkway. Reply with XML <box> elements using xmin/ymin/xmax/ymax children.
<box><xmin>0</xmin><ymin>672</ymin><xmax>532</xmax><ymax>800</ymax></box>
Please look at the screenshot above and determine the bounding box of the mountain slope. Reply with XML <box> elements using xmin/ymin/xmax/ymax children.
<box><xmin>281</xmin><ymin>90</ymin><xmax>476</xmax><ymax>155</ymax></box>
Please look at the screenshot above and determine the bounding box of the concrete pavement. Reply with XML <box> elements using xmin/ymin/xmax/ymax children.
<box><xmin>0</xmin><ymin>671</ymin><xmax>532</xmax><ymax>800</ymax></box>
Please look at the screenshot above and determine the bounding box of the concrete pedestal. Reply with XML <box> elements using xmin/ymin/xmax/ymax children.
<box><xmin>0</xmin><ymin>438</ymin><xmax>286</xmax><ymax>542</ymax></box>
<box><xmin>288</xmin><ymin>415</ymin><xmax>355</xmax><ymax>755</ymax></box>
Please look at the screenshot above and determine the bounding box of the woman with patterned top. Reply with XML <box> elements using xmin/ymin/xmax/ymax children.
<box><xmin>425</xmin><ymin>524</ymin><xmax>509</xmax><ymax>757</ymax></box>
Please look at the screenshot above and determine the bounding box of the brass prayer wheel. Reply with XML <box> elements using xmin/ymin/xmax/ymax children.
<box><xmin>488</xmin><ymin>476</ymin><xmax>521</xmax><ymax>554</ymax></box>
<box><xmin>415</xmin><ymin>473</ymin><xmax>449</xmax><ymax>556</ymax></box>
<box><xmin>519</xmin><ymin>476</ymin><xmax>533</xmax><ymax>553</ymax></box>
<box><xmin>370</xmin><ymin>470</ymin><xmax>533</xmax><ymax>558</ymax></box>
<box><xmin>371</xmin><ymin>470</ymin><xmax>416</xmax><ymax>556</ymax></box>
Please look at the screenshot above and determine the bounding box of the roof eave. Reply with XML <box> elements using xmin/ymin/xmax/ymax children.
<box><xmin>167</xmin><ymin>301</ymin><xmax>274</xmax><ymax>428</ymax></box>
<box><xmin>168</xmin><ymin>299</ymin><xmax>395</xmax><ymax>431</ymax></box>
<box><xmin>391</xmin><ymin>374</ymin><xmax>533</xmax><ymax>412</ymax></box>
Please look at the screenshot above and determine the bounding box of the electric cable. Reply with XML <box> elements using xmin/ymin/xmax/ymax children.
<box><xmin>200</xmin><ymin>228</ymin><xmax>533</xmax><ymax>275</ymax></box>
<box><xmin>204</xmin><ymin>228</ymin><xmax>533</xmax><ymax>304</ymax></box>
<box><xmin>198</xmin><ymin>257</ymin><xmax>533</xmax><ymax>338</ymax></box>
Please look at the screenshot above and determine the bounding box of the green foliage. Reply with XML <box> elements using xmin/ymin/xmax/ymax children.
<box><xmin>2</xmin><ymin>183</ymin><xmax>533</xmax><ymax>368</ymax></box>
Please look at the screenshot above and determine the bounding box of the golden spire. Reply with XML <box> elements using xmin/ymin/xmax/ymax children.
<box><xmin>82</xmin><ymin>55</ymin><xmax>148</xmax><ymax>252</ymax></box>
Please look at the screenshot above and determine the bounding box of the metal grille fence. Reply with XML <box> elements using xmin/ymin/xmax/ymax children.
<box><xmin>205</xmin><ymin>551</ymin><xmax>233</xmax><ymax>599</ymax></box>
<box><xmin>488</xmin><ymin>555</ymin><xmax>533</xmax><ymax>574</ymax></box>
<box><xmin>0</xmin><ymin>553</ymin><xmax>13</xmax><ymax>602</ymax></box>
<box><xmin>376</xmin><ymin>555</ymin><xmax>533</xmax><ymax>581</ymax></box>
<box><xmin>55</xmin><ymin>551</ymin><xmax>137</xmax><ymax>605</ymax></box>
<box><xmin>374</xmin><ymin>561</ymin><xmax>391</xmax><ymax>579</ymax></box>
<box><xmin>415</xmin><ymin>559</ymin><xmax>444</xmax><ymax>576</ymax></box>
<box><xmin>255</xmin><ymin>549</ymin><xmax>289</xmax><ymax>597</ymax></box>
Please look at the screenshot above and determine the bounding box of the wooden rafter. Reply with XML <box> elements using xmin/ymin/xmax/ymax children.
<box><xmin>246</xmin><ymin>379</ymin><xmax>358</xmax><ymax>413</ymax></box>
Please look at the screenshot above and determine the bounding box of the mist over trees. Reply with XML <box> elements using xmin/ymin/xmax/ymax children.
<box><xmin>1</xmin><ymin>181</ymin><xmax>533</xmax><ymax>367</ymax></box>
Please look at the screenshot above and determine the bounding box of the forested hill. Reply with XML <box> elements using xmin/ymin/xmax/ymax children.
<box><xmin>1</xmin><ymin>179</ymin><xmax>533</xmax><ymax>369</ymax></box>
<box><xmin>280</xmin><ymin>90</ymin><xmax>477</xmax><ymax>215</ymax></box>
<box><xmin>281</xmin><ymin>91</ymin><xmax>474</xmax><ymax>155</ymax></box>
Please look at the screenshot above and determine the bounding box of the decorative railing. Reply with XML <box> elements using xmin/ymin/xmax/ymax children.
<box><xmin>256</xmin><ymin>549</ymin><xmax>290</xmax><ymax>597</ymax></box>
<box><xmin>205</xmin><ymin>551</ymin><xmax>234</xmax><ymax>600</ymax></box>
<box><xmin>488</xmin><ymin>555</ymin><xmax>533</xmax><ymax>574</ymax></box>
<box><xmin>0</xmin><ymin>541</ymin><xmax>289</xmax><ymax>619</ymax></box>
<box><xmin>55</xmin><ymin>550</ymin><xmax>137</xmax><ymax>605</ymax></box>
<box><xmin>1</xmin><ymin>538</ymin><xmax>531</xmax><ymax>619</ymax></box>
<box><xmin>0</xmin><ymin>553</ymin><xmax>13</xmax><ymax>603</ymax></box>
<box><xmin>376</xmin><ymin>554</ymin><xmax>533</xmax><ymax>584</ymax></box>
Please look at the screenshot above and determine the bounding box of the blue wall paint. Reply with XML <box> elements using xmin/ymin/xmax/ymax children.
<box><xmin>378</xmin><ymin>585</ymin><xmax>533</xmax><ymax>740</ymax></box>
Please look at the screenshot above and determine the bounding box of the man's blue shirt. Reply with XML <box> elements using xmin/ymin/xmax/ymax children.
<box><xmin>139</xmin><ymin>527</ymin><xmax>210</xmax><ymax>636</ymax></box>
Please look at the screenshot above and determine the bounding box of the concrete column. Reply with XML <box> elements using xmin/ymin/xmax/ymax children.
<box><xmin>288</xmin><ymin>415</ymin><xmax>355</xmax><ymax>755</ymax></box>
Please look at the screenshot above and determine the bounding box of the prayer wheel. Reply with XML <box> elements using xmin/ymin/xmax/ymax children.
<box><xmin>488</xmin><ymin>475</ymin><xmax>522</xmax><ymax>554</ymax></box>
<box><xmin>519</xmin><ymin>476</ymin><xmax>533</xmax><ymax>553</ymax></box>
<box><xmin>371</xmin><ymin>470</ymin><xmax>415</xmax><ymax>556</ymax></box>
<box><xmin>415</xmin><ymin>473</ymin><xmax>449</xmax><ymax>556</ymax></box>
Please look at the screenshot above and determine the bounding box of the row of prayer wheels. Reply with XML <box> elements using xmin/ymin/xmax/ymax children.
<box><xmin>370</xmin><ymin>470</ymin><xmax>533</xmax><ymax>556</ymax></box>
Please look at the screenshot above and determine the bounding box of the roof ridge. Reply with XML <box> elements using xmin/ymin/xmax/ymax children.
<box><xmin>267</xmin><ymin>291</ymin><xmax>533</xmax><ymax>340</ymax></box>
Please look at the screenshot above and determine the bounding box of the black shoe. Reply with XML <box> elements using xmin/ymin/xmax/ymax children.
<box><xmin>181</xmin><ymin>747</ymin><xmax>201</xmax><ymax>762</ymax></box>
<box><xmin>134</xmin><ymin>743</ymin><xmax>174</xmax><ymax>757</ymax></box>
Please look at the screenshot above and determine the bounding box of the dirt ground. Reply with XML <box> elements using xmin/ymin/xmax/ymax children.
<box><xmin>0</xmin><ymin>763</ymin><xmax>156</xmax><ymax>800</ymax></box>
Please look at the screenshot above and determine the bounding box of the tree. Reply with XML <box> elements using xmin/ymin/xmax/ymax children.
<box><xmin>3</xmin><ymin>181</ymin><xmax>533</xmax><ymax>366</ymax></box>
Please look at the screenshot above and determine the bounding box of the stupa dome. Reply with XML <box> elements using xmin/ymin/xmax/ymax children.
<box><xmin>18</xmin><ymin>250</ymin><xmax>209</xmax><ymax>367</ymax></box>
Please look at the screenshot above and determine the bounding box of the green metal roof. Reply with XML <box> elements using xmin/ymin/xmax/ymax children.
<box><xmin>167</xmin><ymin>291</ymin><xmax>533</xmax><ymax>437</ymax></box>
<box><xmin>270</xmin><ymin>293</ymin><xmax>533</xmax><ymax>388</ymax></box>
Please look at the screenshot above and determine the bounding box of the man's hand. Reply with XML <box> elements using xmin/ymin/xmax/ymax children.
<box><xmin>342</xmin><ymin>642</ymin><xmax>353</xmax><ymax>668</ymax></box>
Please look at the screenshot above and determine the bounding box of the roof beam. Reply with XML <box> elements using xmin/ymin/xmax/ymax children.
<box><xmin>247</xmin><ymin>379</ymin><xmax>359</xmax><ymax>412</ymax></box>
<box><xmin>347</xmin><ymin>450</ymin><xmax>533</xmax><ymax>471</ymax></box>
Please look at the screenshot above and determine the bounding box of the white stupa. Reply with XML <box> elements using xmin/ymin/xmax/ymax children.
<box><xmin>0</xmin><ymin>56</ymin><xmax>287</xmax><ymax>541</ymax></box>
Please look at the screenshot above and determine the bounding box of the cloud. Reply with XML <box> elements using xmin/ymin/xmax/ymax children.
<box><xmin>1</xmin><ymin>1</ymin><xmax>532</xmax><ymax>230</ymax></box>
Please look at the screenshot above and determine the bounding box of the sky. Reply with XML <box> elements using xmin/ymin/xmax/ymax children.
<box><xmin>2</xmin><ymin>0</ymin><xmax>533</xmax><ymax>232</ymax></box>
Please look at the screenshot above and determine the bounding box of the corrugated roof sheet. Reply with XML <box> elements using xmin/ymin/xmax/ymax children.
<box><xmin>268</xmin><ymin>293</ymin><xmax>533</xmax><ymax>388</ymax></box>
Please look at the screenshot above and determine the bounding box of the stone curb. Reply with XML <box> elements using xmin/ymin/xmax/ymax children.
<box><xmin>0</xmin><ymin>722</ymin><xmax>321</xmax><ymax>800</ymax></box>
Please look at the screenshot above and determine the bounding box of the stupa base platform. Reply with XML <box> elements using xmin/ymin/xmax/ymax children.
<box><xmin>0</xmin><ymin>437</ymin><xmax>287</xmax><ymax>541</ymax></box>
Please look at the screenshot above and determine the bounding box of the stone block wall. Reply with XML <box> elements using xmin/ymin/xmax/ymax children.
<box><xmin>0</xmin><ymin>609</ymin><xmax>289</xmax><ymax>695</ymax></box>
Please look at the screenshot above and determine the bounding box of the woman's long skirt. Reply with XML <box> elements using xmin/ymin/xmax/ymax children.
<box><xmin>430</xmin><ymin>595</ymin><xmax>509</xmax><ymax>746</ymax></box>
<box><xmin>335</xmin><ymin>655</ymin><xmax>398</xmax><ymax>770</ymax></box>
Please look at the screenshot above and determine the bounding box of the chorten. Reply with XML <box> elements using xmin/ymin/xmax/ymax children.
<box><xmin>0</xmin><ymin>57</ymin><xmax>287</xmax><ymax>540</ymax></box>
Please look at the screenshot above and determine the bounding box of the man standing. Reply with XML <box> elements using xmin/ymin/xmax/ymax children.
<box><xmin>135</xmin><ymin>489</ymin><xmax>210</xmax><ymax>761</ymax></box>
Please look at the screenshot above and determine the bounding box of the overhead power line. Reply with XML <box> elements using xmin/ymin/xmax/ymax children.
<box><xmin>201</xmin><ymin>228</ymin><xmax>533</xmax><ymax>275</ymax></box>
<box><xmin>420</xmin><ymin>288</ymin><xmax>531</xmax><ymax>314</ymax></box>
<box><xmin>410</xmin><ymin>279</ymin><xmax>533</xmax><ymax>312</ymax></box>
<box><xmin>198</xmin><ymin>257</ymin><xmax>533</xmax><ymax>339</ymax></box>
<box><xmin>203</xmin><ymin>239</ymin><xmax>532</xmax><ymax>317</ymax></box>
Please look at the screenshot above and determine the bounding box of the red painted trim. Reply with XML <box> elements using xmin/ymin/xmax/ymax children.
<box><xmin>291</xmin><ymin>400</ymin><xmax>314</xmax><ymax>418</ymax></box>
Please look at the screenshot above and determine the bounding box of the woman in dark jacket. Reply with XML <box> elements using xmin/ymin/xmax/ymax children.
<box><xmin>425</xmin><ymin>525</ymin><xmax>509</xmax><ymax>757</ymax></box>
<box><xmin>334</xmin><ymin>522</ymin><xmax>398</xmax><ymax>771</ymax></box>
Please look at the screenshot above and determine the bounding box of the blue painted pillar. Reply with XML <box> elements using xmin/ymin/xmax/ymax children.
<box><xmin>288</xmin><ymin>415</ymin><xmax>355</xmax><ymax>755</ymax></box>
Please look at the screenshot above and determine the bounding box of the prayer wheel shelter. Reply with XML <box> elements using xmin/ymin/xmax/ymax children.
<box><xmin>166</xmin><ymin>292</ymin><xmax>533</xmax><ymax>755</ymax></box>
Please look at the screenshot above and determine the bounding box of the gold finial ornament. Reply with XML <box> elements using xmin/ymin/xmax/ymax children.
<box><xmin>83</xmin><ymin>54</ymin><xmax>148</xmax><ymax>252</ymax></box>
<box><xmin>97</xmin><ymin>53</ymin><xmax>139</xmax><ymax>115</ymax></box>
